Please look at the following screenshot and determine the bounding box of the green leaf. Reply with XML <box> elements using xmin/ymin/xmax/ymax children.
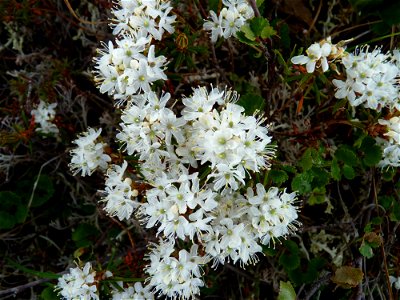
<box><xmin>261</xmin><ymin>25</ymin><xmax>277</xmax><ymax>39</ymax></box>
<box><xmin>359</xmin><ymin>242</ymin><xmax>374</xmax><ymax>258</ymax></box>
<box><xmin>298</xmin><ymin>148</ymin><xmax>314</xmax><ymax>171</ymax></box>
<box><xmin>279</xmin><ymin>240</ymin><xmax>300</xmax><ymax>271</ymax></box>
<box><xmin>311</xmin><ymin>167</ymin><xmax>330</xmax><ymax>187</ymax></box>
<box><xmin>281</xmin><ymin>165</ymin><xmax>297</xmax><ymax>173</ymax></box>
<box><xmin>240</xmin><ymin>25</ymin><xmax>256</xmax><ymax>41</ymax></box>
<box><xmin>40</xmin><ymin>286</ymin><xmax>58</xmax><ymax>300</ymax></box>
<box><xmin>250</xmin><ymin>17</ymin><xmax>269</xmax><ymax>37</ymax></box>
<box><xmin>288</xmin><ymin>257</ymin><xmax>326</xmax><ymax>285</ymax></box>
<box><xmin>379</xmin><ymin>195</ymin><xmax>394</xmax><ymax>210</ymax></box>
<box><xmin>0</xmin><ymin>211</ymin><xmax>17</xmax><ymax>229</ymax></box>
<box><xmin>278</xmin><ymin>281</ymin><xmax>296</xmax><ymax>300</ymax></box>
<box><xmin>72</xmin><ymin>223</ymin><xmax>100</xmax><ymax>248</ymax></box>
<box><xmin>335</xmin><ymin>146</ymin><xmax>358</xmax><ymax>166</ymax></box>
<box><xmin>382</xmin><ymin>167</ymin><xmax>396</xmax><ymax>181</ymax></box>
<box><xmin>291</xmin><ymin>172</ymin><xmax>313</xmax><ymax>194</ymax></box>
<box><xmin>256</xmin><ymin>0</ymin><xmax>265</xmax><ymax>7</ymax></box>
<box><xmin>309</xmin><ymin>187</ymin><xmax>327</xmax><ymax>205</ymax></box>
<box><xmin>0</xmin><ymin>191</ymin><xmax>28</xmax><ymax>229</ymax></box>
<box><xmin>331</xmin><ymin>158</ymin><xmax>341</xmax><ymax>181</ymax></box>
<box><xmin>269</xmin><ymin>169</ymin><xmax>289</xmax><ymax>185</ymax></box>
<box><xmin>263</xmin><ymin>245</ymin><xmax>278</xmax><ymax>256</ymax></box>
<box><xmin>16</xmin><ymin>175</ymin><xmax>55</xmax><ymax>207</ymax></box>
<box><xmin>236</xmin><ymin>93</ymin><xmax>265</xmax><ymax>114</ymax></box>
<box><xmin>236</xmin><ymin>31</ymin><xmax>258</xmax><ymax>46</ymax></box>
<box><xmin>359</xmin><ymin>136</ymin><xmax>382</xmax><ymax>167</ymax></box>
<box><xmin>342</xmin><ymin>164</ymin><xmax>356</xmax><ymax>180</ymax></box>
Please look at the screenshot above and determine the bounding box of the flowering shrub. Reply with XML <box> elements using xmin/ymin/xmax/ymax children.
<box><xmin>1</xmin><ymin>0</ymin><xmax>400</xmax><ymax>299</ymax></box>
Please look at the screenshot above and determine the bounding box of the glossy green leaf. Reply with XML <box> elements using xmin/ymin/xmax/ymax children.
<box><xmin>278</xmin><ymin>281</ymin><xmax>296</xmax><ymax>300</ymax></box>
<box><xmin>250</xmin><ymin>17</ymin><xmax>269</xmax><ymax>37</ymax></box>
<box><xmin>342</xmin><ymin>164</ymin><xmax>356</xmax><ymax>180</ymax></box>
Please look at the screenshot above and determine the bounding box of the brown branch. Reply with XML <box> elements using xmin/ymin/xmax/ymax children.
<box><xmin>301</xmin><ymin>272</ymin><xmax>332</xmax><ymax>300</ymax></box>
<box><xmin>372</xmin><ymin>176</ymin><xmax>394</xmax><ymax>300</ymax></box>
<box><xmin>0</xmin><ymin>271</ymin><xmax>67</xmax><ymax>297</ymax></box>
<box><xmin>247</xmin><ymin>0</ymin><xmax>261</xmax><ymax>18</ymax></box>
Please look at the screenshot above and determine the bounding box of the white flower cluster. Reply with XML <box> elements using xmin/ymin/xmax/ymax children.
<box><xmin>111</xmin><ymin>281</ymin><xmax>154</xmax><ymax>300</ymax></box>
<box><xmin>67</xmin><ymin>1</ymin><xmax>301</xmax><ymax>299</ymax></box>
<box><xmin>332</xmin><ymin>46</ymin><xmax>400</xmax><ymax>111</ymax></box>
<box><xmin>31</xmin><ymin>99</ymin><xmax>59</xmax><ymax>135</ymax></box>
<box><xmin>377</xmin><ymin>117</ymin><xmax>400</xmax><ymax>168</ymax></box>
<box><xmin>111</xmin><ymin>0</ymin><xmax>176</xmax><ymax>40</ymax></box>
<box><xmin>93</xmin><ymin>0</ymin><xmax>175</xmax><ymax>106</ymax></box>
<box><xmin>292</xmin><ymin>40</ymin><xmax>400</xmax><ymax>169</ymax></box>
<box><xmin>69</xmin><ymin>128</ymin><xmax>111</xmax><ymax>176</ymax></box>
<box><xmin>291</xmin><ymin>37</ymin><xmax>345</xmax><ymax>73</ymax></box>
<box><xmin>203</xmin><ymin>0</ymin><xmax>254</xmax><ymax>42</ymax></box>
<box><xmin>145</xmin><ymin>241</ymin><xmax>206</xmax><ymax>299</ymax></box>
<box><xmin>109</xmin><ymin>86</ymin><xmax>299</xmax><ymax>298</ymax></box>
<box><xmin>55</xmin><ymin>262</ymin><xmax>99</xmax><ymax>300</ymax></box>
<box><xmin>204</xmin><ymin>184</ymin><xmax>299</xmax><ymax>267</ymax></box>
<box><xmin>100</xmin><ymin>160</ymin><xmax>140</xmax><ymax>221</ymax></box>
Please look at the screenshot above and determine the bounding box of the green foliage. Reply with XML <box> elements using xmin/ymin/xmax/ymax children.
<box><xmin>278</xmin><ymin>281</ymin><xmax>296</xmax><ymax>300</ymax></box>
<box><xmin>268</xmin><ymin>169</ymin><xmax>289</xmax><ymax>185</ymax></box>
<box><xmin>17</xmin><ymin>174</ymin><xmax>55</xmax><ymax>207</ymax></box>
<box><xmin>39</xmin><ymin>286</ymin><xmax>58</xmax><ymax>300</ymax></box>
<box><xmin>279</xmin><ymin>240</ymin><xmax>300</xmax><ymax>271</ymax></box>
<box><xmin>0</xmin><ymin>191</ymin><xmax>27</xmax><ymax>229</ymax></box>
<box><xmin>359</xmin><ymin>232</ymin><xmax>382</xmax><ymax>259</ymax></box>
<box><xmin>72</xmin><ymin>223</ymin><xmax>100</xmax><ymax>248</ymax></box>
<box><xmin>287</xmin><ymin>257</ymin><xmax>326</xmax><ymax>286</ymax></box>
<box><xmin>237</xmin><ymin>93</ymin><xmax>265</xmax><ymax>114</ymax></box>
<box><xmin>237</xmin><ymin>17</ymin><xmax>277</xmax><ymax>46</ymax></box>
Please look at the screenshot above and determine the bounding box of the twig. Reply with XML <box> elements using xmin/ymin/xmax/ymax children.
<box><xmin>0</xmin><ymin>274</ymin><xmax>65</xmax><ymax>297</ymax></box>
<box><xmin>372</xmin><ymin>175</ymin><xmax>394</xmax><ymax>300</ymax></box>
<box><xmin>302</xmin><ymin>272</ymin><xmax>331</xmax><ymax>300</ymax></box>
<box><xmin>26</xmin><ymin>155</ymin><xmax>63</xmax><ymax>220</ymax></box>
<box><xmin>354</xmin><ymin>257</ymin><xmax>365</xmax><ymax>300</ymax></box>
<box><xmin>308</xmin><ymin>0</ymin><xmax>323</xmax><ymax>34</ymax></box>
<box><xmin>210</xmin><ymin>42</ymin><xmax>229</xmax><ymax>84</ymax></box>
<box><xmin>63</xmin><ymin>0</ymin><xmax>106</xmax><ymax>25</ymax></box>
<box><xmin>224</xmin><ymin>263</ymin><xmax>254</xmax><ymax>281</ymax></box>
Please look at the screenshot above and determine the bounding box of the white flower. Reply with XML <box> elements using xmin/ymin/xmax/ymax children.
<box><xmin>31</xmin><ymin>100</ymin><xmax>59</xmax><ymax>135</ymax></box>
<box><xmin>69</xmin><ymin>128</ymin><xmax>111</xmax><ymax>176</ymax></box>
<box><xmin>334</xmin><ymin>46</ymin><xmax>400</xmax><ymax>111</ymax></box>
<box><xmin>203</xmin><ymin>11</ymin><xmax>222</xmax><ymax>43</ymax></box>
<box><xmin>55</xmin><ymin>262</ymin><xmax>98</xmax><ymax>300</ymax></box>
<box><xmin>291</xmin><ymin>41</ymin><xmax>332</xmax><ymax>73</ymax></box>
<box><xmin>203</xmin><ymin>0</ymin><xmax>253</xmax><ymax>42</ymax></box>
<box><xmin>379</xmin><ymin>117</ymin><xmax>400</xmax><ymax>144</ymax></box>
<box><xmin>100</xmin><ymin>161</ymin><xmax>140</xmax><ymax>221</ymax></box>
<box><xmin>145</xmin><ymin>240</ymin><xmax>207</xmax><ymax>300</ymax></box>
<box><xmin>111</xmin><ymin>282</ymin><xmax>154</xmax><ymax>300</ymax></box>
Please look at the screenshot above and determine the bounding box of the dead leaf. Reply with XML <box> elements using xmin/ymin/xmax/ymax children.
<box><xmin>331</xmin><ymin>266</ymin><xmax>364</xmax><ymax>289</ymax></box>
